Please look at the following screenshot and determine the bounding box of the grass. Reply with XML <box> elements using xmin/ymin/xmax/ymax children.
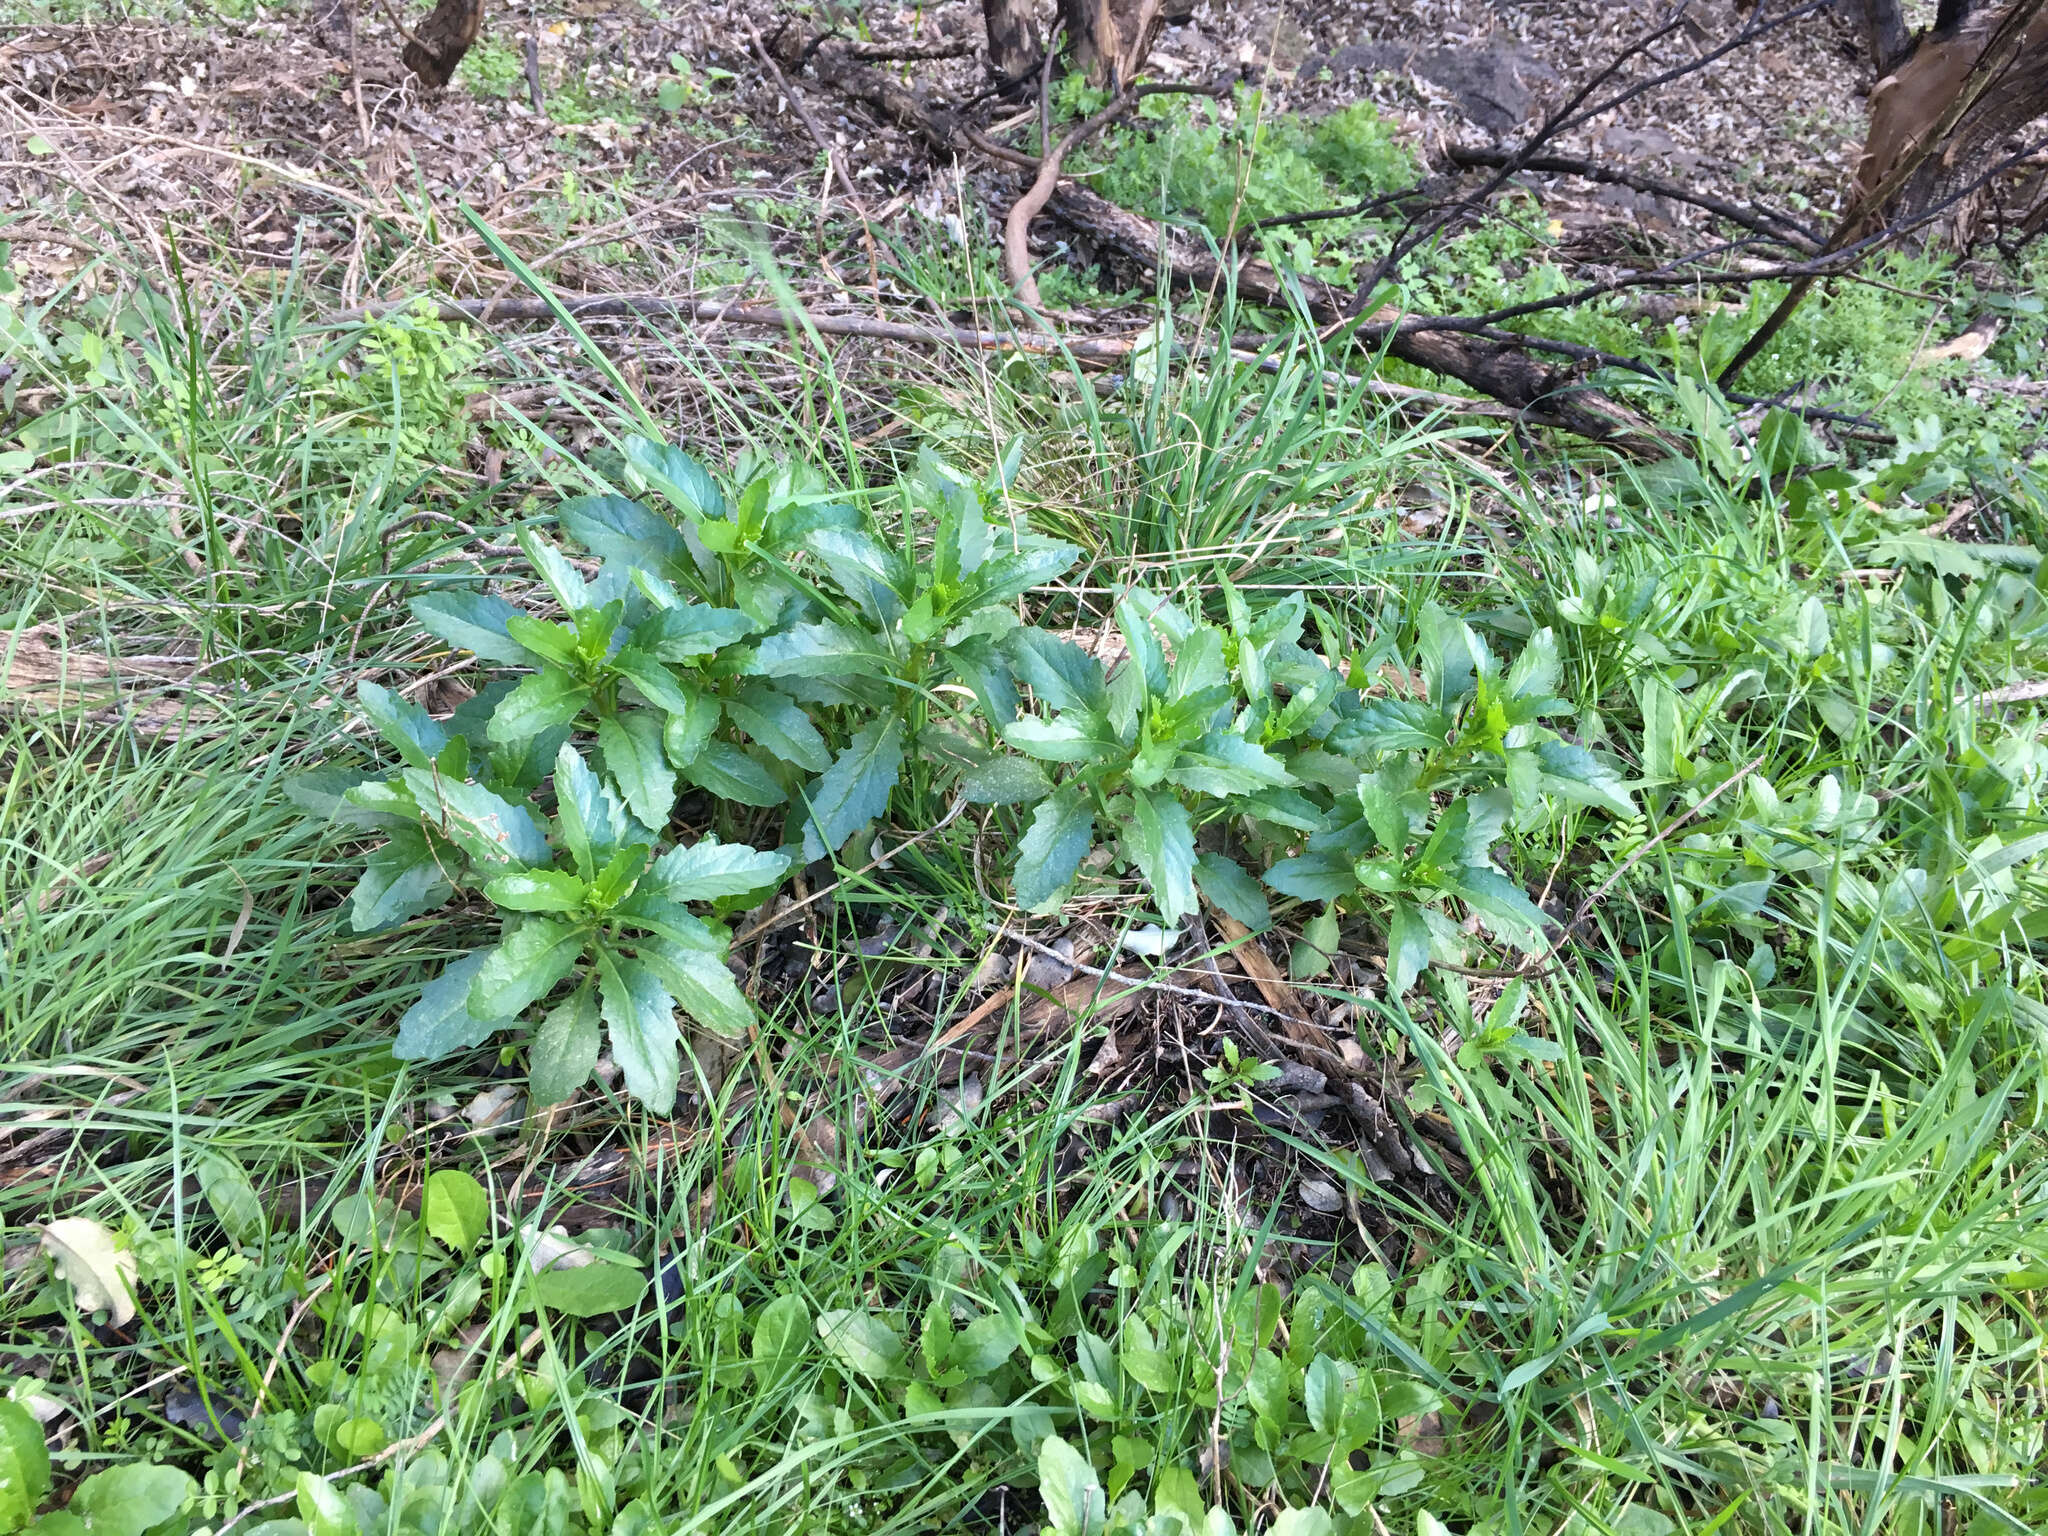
<box><xmin>3</xmin><ymin>166</ymin><xmax>2047</xmax><ymax>1536</ymax></box>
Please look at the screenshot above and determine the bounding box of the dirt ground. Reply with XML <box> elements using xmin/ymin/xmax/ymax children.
<box><xmin>0</xmin><ymin>1</ymin><xmax>1936</xmax><ymax>308</ymax></box>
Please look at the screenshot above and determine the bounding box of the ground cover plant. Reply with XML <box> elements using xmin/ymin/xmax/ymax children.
<box><xmin>4</xmin><ymin>3</ymin><xmax>2048</xmax><ymax>1535</ymax></box>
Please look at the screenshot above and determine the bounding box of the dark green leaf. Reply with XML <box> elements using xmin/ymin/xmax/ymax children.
<box><xmin>530</xmin><ymin>985</ymin><xmax>600</xmax><ymax>1107</ymax></box>
<box><xmin>649</xmin><ymin>837</ymin><xmax>792</xmax><ymax>902</ymax></box>
<box><xmin>517</xmin><ymin>527</ymin><xmax>592</xmax><ymax>613</ymax></box>
<box><xmin>1166</xmin><ymin>732</ymin><xmax>1296</xmax><ymax>797</ymax></box>
<box><xmin>1116</xmin><ymin>595</ymin><xmax>1169</xmax><ymax>698</ymax></box>
<box><xmin>684</xmin><ymin>741</ymin><xmax>787</xmax><ymax>807</ymax></box>
<box><xmin>624</xmin><ymin>436</ymin><xmax>727</xmax><ymax>520</ymax></box>
<box><xmin>1194</xmin><ymin>852</ymin><xmax>1271</xmax><ymax>931</ymax></box>
<box><xmin>485</xmin><ymin>868</ymin><xmax>588</xmax><ymax>914</ymax></box>
<box><xmin>1334</xmin><ymin>698</ymin><xmax>1452</xmax><ymax>753</ymax></box>
<box><xmin>807</xmin><ymin>526</ymin><xmax>911</xmax><ymax>608</ymax></box>
<box><xmin>350</xmin><ymin>828</ymin><xmax>455</xmax><ymax>932</ymax></box>
<box><xmin>958</xmin><ymin>756</ymin><xmax>1054</xmax><ymax>804</ymax></box>
<box><xmin>957</xmin><ymin>541</ymin><xmax>1081</xmax><ymax>608</ymax></box>
<box><xmin>1386</xmin><ymin>899</ymin><xmax>1431</xmax><ymax>996</ymax></box>
<box><xmin>615</xmin><ymin>892</ymin><xmax>724</xmax><ymax>952</ymax></box>
<box><xmin>470</xmin><ymin>918</ymin><xmax>587</xmax><ymax>1018</ymax></box>
<box><xmin>486</xmin><ymin>668</ymin><xmax>592</xmax><ymax>745</ymax></box>
<box><xmin>1439</xmin><ymin>867</ymin><xmax>1549</xmax><ymax>941</ymax></box>
<box><xmin>597</xmin><ymin>711</ymin><xmax>676</xmax><ymax>830</ymax></box>
<box><xmin>409</xmin><ymin>590</ymin><xmax>533</xmax><ymax>665</ymax></box>
<box><xmin>636</xmin><ymin>604</ymin><xmax>756</xmax><ymax>660</ymax></box>
<box><xmin>1532</xmin><ymin>738</ymin><xmax>1637</xmax><ymax>817</ymax></box>
<box><xmin>595</xmin><ymin>945</ymin><xmax>678</xmax><ymax>1112</ymax></box>
<box><xmin>557</xmin><ymin>494</ymin><xmax>689</xmax><ymax>569</ymax></box>
<box><xmin>553</xmin><ymin>744</ymin><xmax>626</xmax><ymax>882</ymax></box>
<box><xmin>801</xmin><ymin>716</ymin><xmax>905</xmax><ymax>862</ymax></box>
<box><xmin>753</xmin><ymin>620</ymin><xmax>896</xmax><ymax>680</ymax></box>
<box><xmin>1007</xmin><ymin>629</ymin><xmax>1107</xmax><ymax>714</ymax></box>
<box><xmin>357</xmin><ymin>680</ymin><xmax>449</xmax><ymax>769</ymax></box>
<box><xmin>1003</xmin><ymin>714</ymin><xmax>1116</xmax><ymax>763</ymax></box>
<box><xmin>1013</xmin><ymin>785</ymin><xmax>1095</xmax><ymax>914</ymax></box>
<box><xmin>609</xmin><ymin>647</ymin><xmax>698</xmax><ymax>716</ymax></box>
<box><xmin>503</xmin><ymin>616</ymin><xmax>582</xmax><ymax>668</ymax></box>
<box><xmin>395</xmin><ymin>951</ymin><xmax>516</xmax><ymax>1060</ymax></box>
<box><xmin>402</xmin><ymin>769</ymin><xmax>552</xmax><ymax>867</ymax></box>
<box><xmin>1264</xmin><ymin>851</ymin><xmax>1356</xmax><ymax>903</ymax></box>
<box><xmin>637</xmin><ymin>936</ymin><xmax>754</xmax><ymax>1038</ymax></box>
<box><xmin>724</xmin><ymin>684</ymin><xmax>830</xmax><ymax>773</ymax></box>
<box><xmin>1124</xmin><ymin>788</ymin><xmax>1198</xmax><ymax>927</ymax></box>
<box><xmin>660</xmin><ymin>684</ymin><xmax>720</xmax><ymax>770</ymax></box>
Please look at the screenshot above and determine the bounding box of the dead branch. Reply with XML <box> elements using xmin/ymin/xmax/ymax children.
<box><xmin>1443</xmin><ymin>146</ymin><xmax>1823</xmax><ymax>252</ymax></box>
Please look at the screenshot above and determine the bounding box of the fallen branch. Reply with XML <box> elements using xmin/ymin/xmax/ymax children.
<box><xmin>1443</xmin><ymin>146</ymin><xmax>1822</xmax><ymax>252</ymax></box>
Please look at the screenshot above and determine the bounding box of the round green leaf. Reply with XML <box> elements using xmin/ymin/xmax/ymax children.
<box><xmin>423</xmin><ymin>1169</ymin><xmax>491</xmax><ymax>1251</ymax></box>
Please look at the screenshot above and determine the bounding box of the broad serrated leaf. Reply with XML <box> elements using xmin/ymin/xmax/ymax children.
<box><xmin>1194</xmin><ymin>851</ymin><xmax>1271</xmax><ymax>931</ymax></box>
<box><xmin>1003</xmin><ymin>714</ymin><xmax>1116</xmax><ymax>763</ymax></box>
<box><xmin>625</xmin><ymin>436</ymin><xmax>727</xmax><ymax>520</ymax></box>
<box><xmin>660</xmin><ymin>683</ymin><xmax>721</xmax><ymax>770</ymax></box>
<box><xmin>636</xmin><ymin>603</ymin><xmax>756</xmax><ymax>660</ymax></box>
<box><xmin>1007</xmin><ymin>629</ymin><xmax>1107</xmax><ymax>714</ymax></box>
<box><xmin>595</xmin><ymin>946</ymin><xmax>678</xmax><ymax>1113</ymax></box>
<box><xmin>958</xmin><ymin>541</ymin><xmax>1081</xmax><ymax>608</ymax></box>
<box><xmin>394</xmin><ymin>950</ymin><xmax>514</xmax><ymax>1060</ymax></box>
<box><xmin>958</xmin><ymin>756</ymin><xmax>1054</xmax><ymax>804</ymax></box>
<box><xmin>1334</xmin><ymin>697</ymin><xmax>1453</xmax><ymax>753</ymax></box>
<box><xmin>724</xmin><ymin>683</ymin><xmax>830</xmax><ymax>773</ymax></box>
<box><xmin>503</xmin><ymin>615</ymin><xmax>582</xmax><ymax>668</ymax></box>
<box><xmin>685</xmin><ymin>741</ymin><xmax>788</xmax><ymax>807</ymax></box>
<box><xmin>1124</xmin><ymin>788</ymin><xmax>1198</xmax><ymax>927</ymax></box>
<box><xmin>357</xmin><ymin>680</ymin><xmax>449</xmax><ymax>769</ymax></box>
<box><xmin>615</xmin><ymin>892</ymin><xmax>725</xmax><ymax>953</ymax></box>
<box><xmin>530</xmin><ymin>985</ymin><xmax>600</xmax><ymax>1106</ymax></box>
<box><xmin>1532</xmin><ymin>738</ymin><xmax>1637</xmax><ymax>817</ymax></box>
<box><xmin>1504</xmin><ymin>626</ymin><xmax>1561</xmax><ymax>702</ymax></box>
<box><xmin>1013</xmin><ymin>785</ymin><xmax>1095</xmax><ymax>914</ymax></box>
<box><xmin>557</xmin><ymin>494</ymin><xmax>689</xmax><ymax>569</ymax></box>
<box><xmin>597</xmin><ymin>710</ymin><xmax>676</xmax><ymax>830</ymax></box>
<box><xmin>409</xmin><ymin>590</ymin><xmax>534</xmax><ymax>665</ymax></box>
<box><xmin>486</xmin><ymin>668</ymin><xmax>592</xmax><ymax>745</ymax></box>
<box><xmin>484</xmin><ymin>868</ymin><xmax>588</xmax><ymax>913</ymax></box>
<box><xmin>469</xmin><ymin>918</ymin><xmax>587</xmax><ymax>1019</ymax></box>
<box><xmin>637</xmin><ymin>936</ymin><xmax>755</xmax><ymax>1038</ymax></box>
<box><xmin>752</xmin><ymin>620</ymin><xmax>896</xmax><ymax>680</ymax></box>
<box><xmin>1263</xmin><ymin>851</ymin><xmax>1356</xmax><ymax>903</ymax></box>
<box><xmin>402</xmin><ymin>769</ymin><xmax>551</xmax><ymax>868</ymax></box>
<box><xmin>801</xmin><ymin>717</ymin><xmax>905</xmax><ymax>862</ymax></box>
<box><xmin>554</xmin><ymin>743</ymin><xmax>626</xmax><ymax>881</ymax></box>
<box><xmin>517</xmin><ymin>527</ymin><xmax>592</xmax><ymax>613</ymax></box>
<box><xmin>609</xmin><ymin>647</ymin><xmax>698</xmax><ymax>716</ymax></box>
<box><xmin>1386</xmin><ymin>899</ymin><xmax>1431</xmax><ymax>996</ymax></box>
<box><xmin>807</xmin><ymin>526</ymin><xmax>911</xmax><ymax>607</ymax></box>
<box><xmin>350</xmin><ymin>828</ymin><xmax>455</xmax><ymax>932</ymax></box>
<box><xmin>1166</xmin><ymin>732</ymin><xmax>1296</xmax><ymax>797</ymax></box>
<box><xmin>1439</xmin><ymin>867</ymin><xmax>1549</xmax><ymax>943</ymax></box>
<box><xmin>649</xmin><ymin>837</ymin><xmax>792</xmax><ymax>902</ymax></box>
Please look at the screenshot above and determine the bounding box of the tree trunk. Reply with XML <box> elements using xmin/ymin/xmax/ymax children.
<box><xmin>311</xmin><ymin>0</ymin><xmax>353</xmax><ymax>59</ymax></box>
<box><xmin>402</xmin><ymin>0</ymin><xmax>485</xmax><ymax>89</ymax></box>
<box><xmin>1059</xmin><ymin>0</ymin><xmax>1164</xmax><ymax>89</ymax></box>
<box><xmin>983</xmin><ymin>0</ymin><xmax>1041</xmax><ymax>85</ymax></box>
<box><xmin>1856</xmin><ymin>0</ymin><xmax>1913</xmax><ymax>74</ymax></box>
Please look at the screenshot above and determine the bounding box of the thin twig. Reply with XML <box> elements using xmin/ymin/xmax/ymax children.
<box><xmin>734</xmin><ymin>798</ymin><xmax>969</xmax><ymax>946</ymax></box>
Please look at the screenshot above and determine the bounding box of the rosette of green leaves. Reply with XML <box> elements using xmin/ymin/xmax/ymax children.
<box><xmin>988</xmin><ymin>590</ymin><xmax>1312</xmax><ymax>928</ymax></box>
<box><xmin>1267</xmin><ymin>604</ymin><xmax>1636</xmax><ymax>993</ymax></box>
<box><xmin>740</xmin><ymin>450</ymin><xmax>1080</xmax><ymax>862</ymax></box>
<box><xmin>392</xmin><ymin>744</ymin><xmax>788</xmax><ymax>1113</ymax></box>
